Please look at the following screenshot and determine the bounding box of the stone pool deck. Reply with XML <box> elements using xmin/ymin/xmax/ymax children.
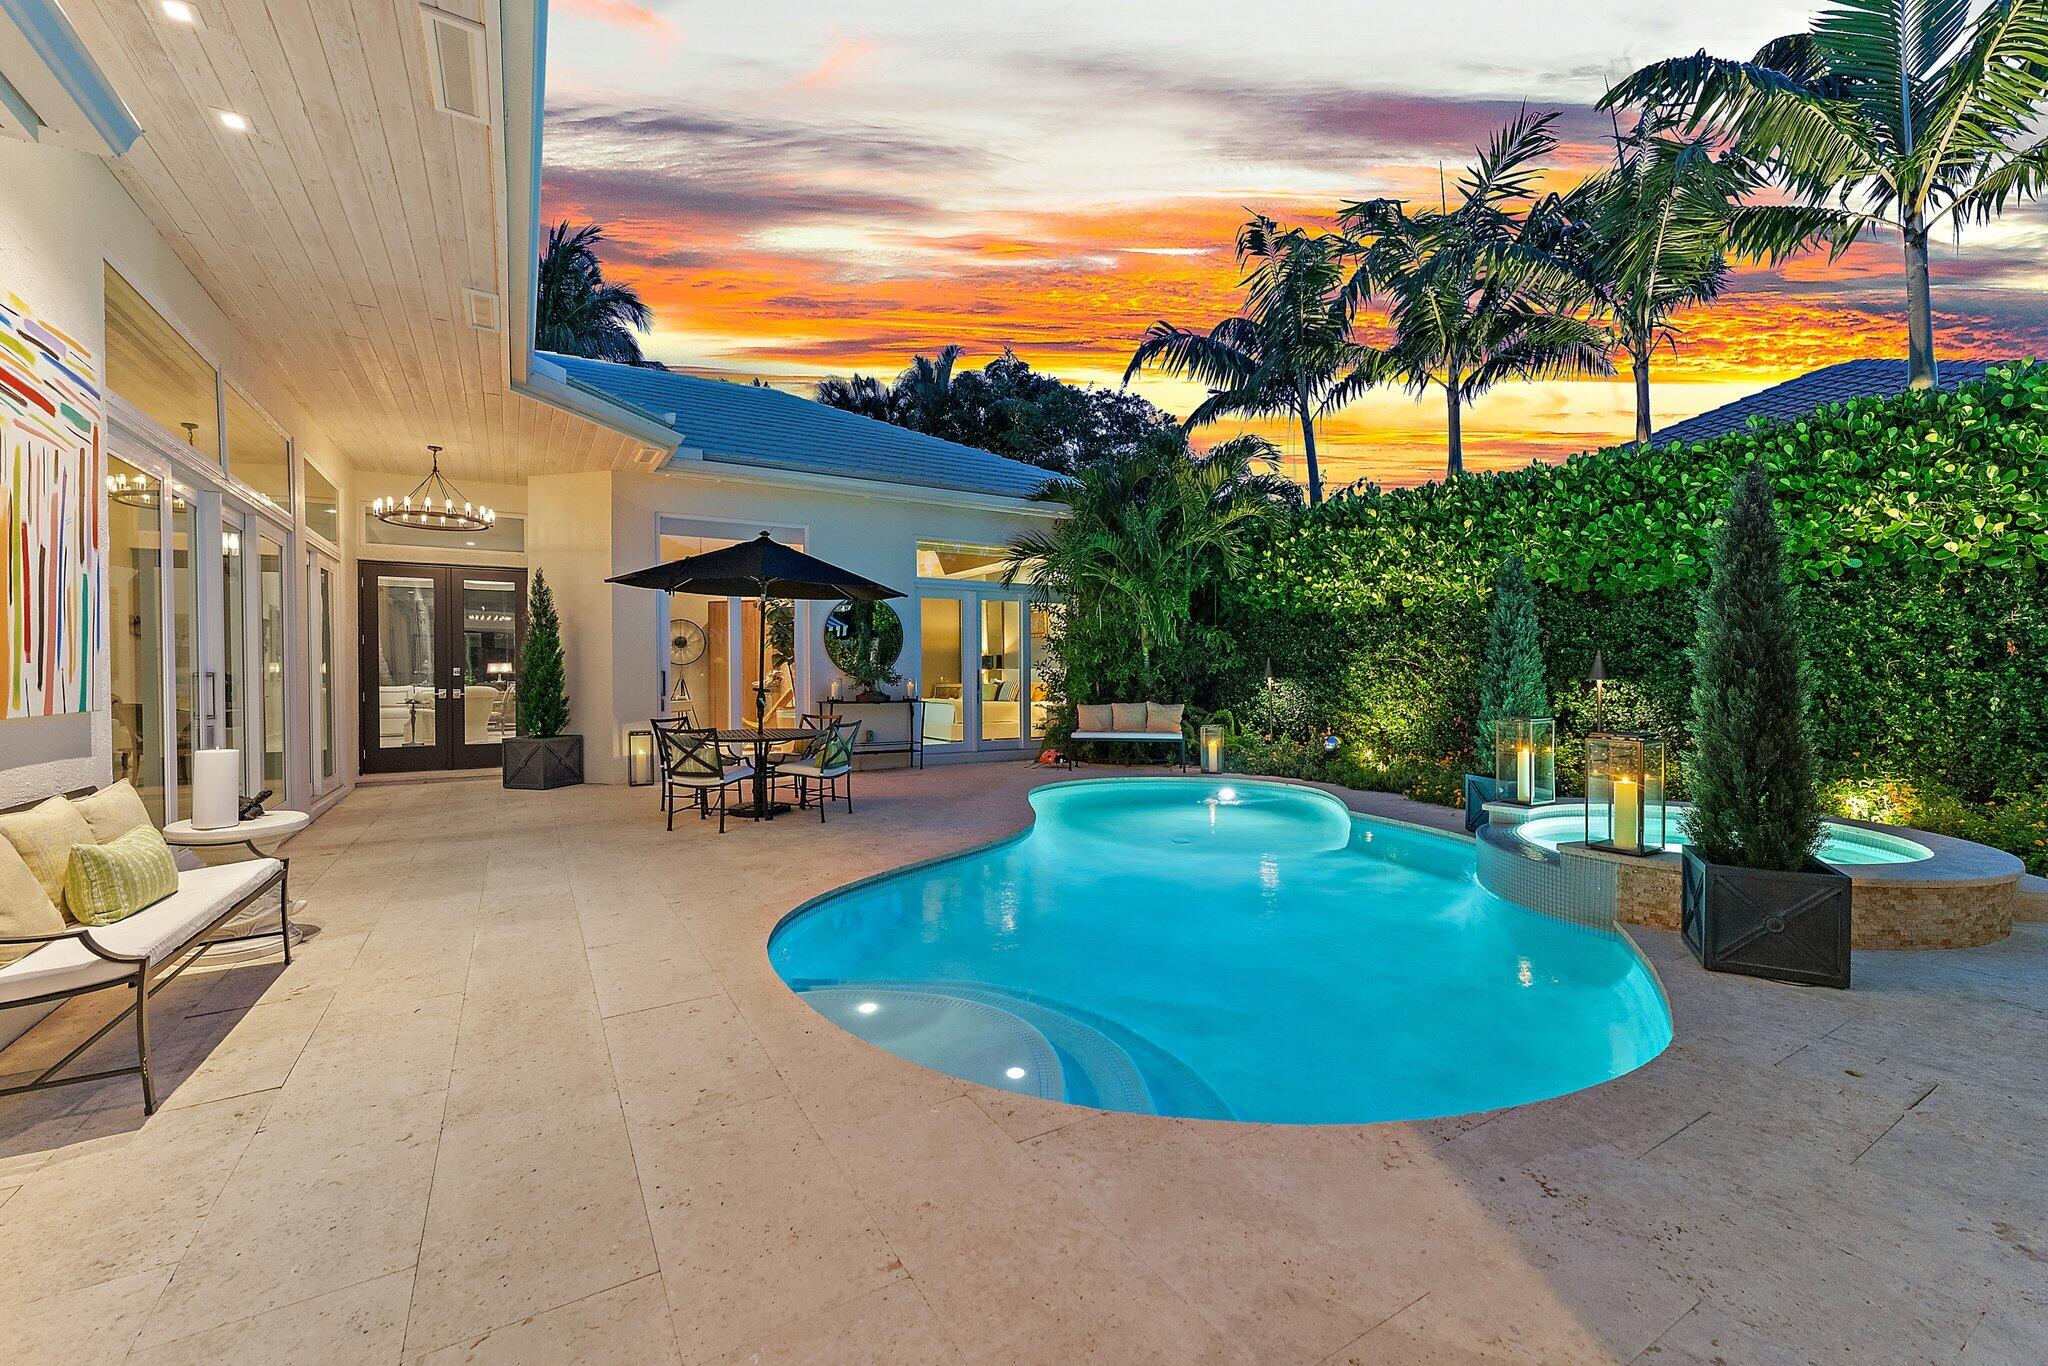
<box><xmin>0</xmin><ymin>763</ymin><xmax>2042</xmax><ymax>1364</ymax></box>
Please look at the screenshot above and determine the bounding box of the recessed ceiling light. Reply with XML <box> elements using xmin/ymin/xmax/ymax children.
<box><xmin>213</xmin><ymin>108</ymin><xmax>250</xmax><ymax>132</ymax></box>
<box><xmin>161</xmin><ymin>0</ymin><xmax>200</xmax><ymax>23</ymax></box>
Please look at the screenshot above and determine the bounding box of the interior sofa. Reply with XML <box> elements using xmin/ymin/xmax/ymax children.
<box><xmin>1069</xmin><ymin>702</ymin><xmax>1188</xmax><ymax>769</ymax></box>
<box><xmin>0</xmin><ymin>785</ymin><xmax>291</xmax><ymax>1114</ymax></box>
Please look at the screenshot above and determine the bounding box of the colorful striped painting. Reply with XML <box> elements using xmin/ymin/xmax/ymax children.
<box><xmin>1</xmin><ymin>292</ymin><xmax>102</xmax><ymax>718</ymax></box>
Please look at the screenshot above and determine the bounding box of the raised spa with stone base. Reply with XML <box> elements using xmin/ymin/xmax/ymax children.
<box><xmin>1476</xmin><ymin>800</ymin><xmax>2026</xmax><ymax>950</ymax></box>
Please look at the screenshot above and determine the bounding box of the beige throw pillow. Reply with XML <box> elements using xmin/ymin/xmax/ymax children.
<box><xmin>0</xmin><ymin>796</ymin><xmax>94</xmax><ymax>915</ymax></box>
<box><xmin>1111</xmin><ymin>703</ymin><xmax>1149</xmax><ymax>732</ymax></box>
<box><xmin>0</xmin><ymin>839</ymin><xmax>65</xmax><ymax>968</ymax></box>
<box><xmin>1075</xmin><ymin>704</ymin><xmax>1113</xmax><ymax>733</ymax></box>
<box><xmin>1147</xmin><ymin>703</ymin><xmax>1185</xmax><ymax>734</ymax></box>
<box><xmin>74</xmin><ymin>780</ymin><xmax>154</xmax><ymax>844</ymax></box>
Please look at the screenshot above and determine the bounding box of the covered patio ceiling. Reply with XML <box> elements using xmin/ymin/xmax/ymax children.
<box><xmin>64</xmin><ymin>0</ymin><xmax>648</xmax><ymax>484</ymax></box>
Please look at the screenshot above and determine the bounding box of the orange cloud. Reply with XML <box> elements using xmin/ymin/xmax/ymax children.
<box><xmin>795</xmin><ymin>32</ymin><xmax>878</xmax><ymax>91</ymax></box>
<box><xmin>556</xmin><ymin>0</ymin><xmax>679</xmax><ymax>48</ymax></box>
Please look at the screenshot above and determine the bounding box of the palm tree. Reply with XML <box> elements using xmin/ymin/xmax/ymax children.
<box><xmin>813</xmin><ymin>373</ymin><xmax>895</xmax><ymax>422</ymax></box>
<box><xmin>1535</xmin><ymin>119</ymin><xmax>1755</xmax><ymax>445</ymax></box>
<box><xmin>1125</xmin><ymin>217</ymin><xmax>1377</xmax><ymax>505</ymax></box>
<box><xmin>1004</xmin><ymin>431</ymin><xmax>1293</xmax><ymax>699</ymax></box>
<box><xmin>1602</xmin><ymin>0</ymin><xmax>2048</xmax><ymax>389</ymax></box>
<box><xmin>1337</xmin><ymin>112</ymin><xmax>1613</xmax><ymax>477</ymax></box>
<box><xmin>535</xmin><ymin>222</ymin><xmax>653</xmax><ymax>363</ymax></box>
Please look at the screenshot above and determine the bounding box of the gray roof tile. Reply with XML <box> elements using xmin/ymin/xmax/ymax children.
<box><xmin>1650</xmin><ymin>359</ymin><xmax>2009</xmax><ymax>447</ymax></box>
<box><xmin>543</xmin><ymin>352</ymin><xmax>1051</xmax><ymax>500</ymax></box>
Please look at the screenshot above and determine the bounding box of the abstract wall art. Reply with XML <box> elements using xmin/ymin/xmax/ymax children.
<box><xmin>2</xmin><ymin>292</ymin><xmax>102</xmax><ymax>718</ymax></box>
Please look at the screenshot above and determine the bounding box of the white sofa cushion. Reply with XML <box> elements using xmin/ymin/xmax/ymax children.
<box><xmin>0</xmin><ymin>859</ymin><xmax>281</xmax><ymax>1002</ymax></box>
<box><xmin>1070</xmin><ymin>730</ymin><xmax>1183</xmax><ymax>742</ymax></box>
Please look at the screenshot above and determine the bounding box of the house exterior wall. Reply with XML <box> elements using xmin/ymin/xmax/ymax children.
<box><xmin>0</xmin><ymin>134</ymin><xmax>356</xmax><ymax>808</ymax></box>
<box><xmin>524</xmin><ymin>464</ymin><xmax>1057</xmax><ymax>785</ymax></box>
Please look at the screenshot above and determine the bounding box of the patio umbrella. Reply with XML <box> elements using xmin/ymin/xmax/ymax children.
<box><xmin>609</xmin><ymin>531</ymin><xmax>904</xmax><ymax>731</ymax></box>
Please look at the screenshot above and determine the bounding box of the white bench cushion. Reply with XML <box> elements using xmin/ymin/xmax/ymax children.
<box><xmin>0</xmin><ymin>859</ymin><xmax>281</xmax><ymax>1001</ymax></box>
<box><xmin>1070</xmin><ymin>731</ymin><xmax>1182</xmax><ymax>742</ymax></box>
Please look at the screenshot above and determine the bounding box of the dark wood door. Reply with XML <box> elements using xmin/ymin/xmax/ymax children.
<box><xmin>358</xmin><ymin>563</ymin><xmax>526</xmax><ymax>774</ymax></box>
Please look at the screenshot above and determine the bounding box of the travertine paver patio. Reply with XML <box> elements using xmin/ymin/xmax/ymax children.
<box><xmin>0</xmin><ymin>763</ymin><xmax>2042</xmax><ymax>1364</ymax></box>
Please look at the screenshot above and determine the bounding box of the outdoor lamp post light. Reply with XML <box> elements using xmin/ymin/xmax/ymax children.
<box><xmin>626</xmin><ymin>729</ymin><xmax>656</xmax><ymax>787</ymax></box>
<box><xmin>1493</xmin><ymin>717</ymin><xmax>1556</xmax><ymax>806</ymax></box>
<box><xmin>1199</xmin><ymin>724</ymin><xmax>1226</xmax><ymax>774</ymax></box>
<box><xmin>1584</xmin><ymin>732</ymin><xmax>1665</xmax><ymax>855</ymax></box>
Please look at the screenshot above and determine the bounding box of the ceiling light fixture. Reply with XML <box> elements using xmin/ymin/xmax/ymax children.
<box><xmin>372</xmin><ymin>445</ymin><xmax>494</xmax><ymax>533</ymax></box>
<box><xmin>214</xmin><ymin>108</ymin><xmax>250</xmax><ymax>132</ymax></box>
<box><xmin>161</xmin><ymin>0</ymin><xmax>200</xmax><ymax>23</ymax></box>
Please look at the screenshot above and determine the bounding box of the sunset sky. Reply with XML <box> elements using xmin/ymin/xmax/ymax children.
<box><xmin>539</xmin><ymin>1</ymin><xmax>2048</xmax><ymax>488</ymax></box>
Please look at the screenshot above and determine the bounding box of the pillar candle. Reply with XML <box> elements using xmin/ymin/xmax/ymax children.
<box><xmin>1516</xmin><ymin>743</ymin><xmax>1534</xmax><ymax>802</ymax></box>
<box><xmin>193</xmin><ymin>749</ymin><xmax>241</xmax><ymax>830</ymax></box>
<box><xmin>1613</xmin><ymin>776</ymin><xmax>1640</xmax><ymax>850</ymax></box>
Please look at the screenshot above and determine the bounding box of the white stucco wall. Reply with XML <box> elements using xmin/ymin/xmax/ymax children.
<box><xmin>524</xmin><ymin>465</ymin><xmax>1057</xmax><ymax>784</ymax></box>
<box><xmin>0</xmin><ymin>135</ymin><xmax>353</xmax><ymax>808</ymax></box>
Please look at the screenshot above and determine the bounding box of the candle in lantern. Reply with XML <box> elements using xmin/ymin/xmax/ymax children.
<box><xmin>1613</xmin><ymin>776</ymin><xmax>1640</xmax><ymax>850</ymax></box>
<box><xmin>907</xmin><ymin>677</ymin><xmax>918</xmax><ymax>698</ymax></box>
<box><xmin>1516</xmin><ymin>743</ymin><xmax>1534</xmax><ymax>802</ymax></box>
<box><xmin>829</xmin><ymin>677</ymin><xmax>840</xmax><ymax>699</ymax></box>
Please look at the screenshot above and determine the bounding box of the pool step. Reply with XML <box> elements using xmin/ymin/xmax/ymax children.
<box><xmin>800</xmin><ymin>987</ymin><xmax>1065</xmax><ymax>1102</ymax></box>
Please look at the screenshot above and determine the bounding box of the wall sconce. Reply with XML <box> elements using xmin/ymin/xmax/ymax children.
<box><xmin>626</xmin><ymin>729</ymin><xmax>655</xmax><ymax>787</ymax></box>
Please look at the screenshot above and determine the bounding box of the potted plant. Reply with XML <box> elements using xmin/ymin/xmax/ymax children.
<box><xmin>503</xmin><ymin>571</ymin><xmax>584</xmax><ymax>790</ymax></box>
<box><xmin>1681</xmin><ymin>464</ymin><xmax>1848</xmax><ymax>987</ymax></box>
<box><xmin>1468</xmin><ymin>554</ymin><xmax>1548</xmax><ymax>831</ymax></box>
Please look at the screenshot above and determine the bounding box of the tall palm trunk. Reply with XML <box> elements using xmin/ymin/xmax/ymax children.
<box><xmin>1296</xmin><ymin>379</ymin><xmax>1324</xmax><ymax>505</ymax></box>
<box><xmin>1631</xmin><ymin>340</ymin><xmax>1654</xmax><ymax>445</ymax></box>
<box><xmin>1902</xmin><ymin>217</ymin><xmax>1938</xmax><ymax>389</ymax></box>
<box><xmin>1444</xmin><ymin>371</ymin><xmax>1465</xmax><ymax>477</ymax></box>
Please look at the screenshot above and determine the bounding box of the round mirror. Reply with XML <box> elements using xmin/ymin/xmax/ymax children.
<box><xmin>823</xmin><ymin>600</ymin><xmax>905</xmax><ymax>694</ymax></box>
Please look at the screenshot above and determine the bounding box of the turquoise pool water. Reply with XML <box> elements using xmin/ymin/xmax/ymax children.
<box><xmin>1513</xmin><ymin>806</ymin><xmax>1933</xmax><ymax>865</ymax></box>
<box><xmin>769</xmin><ymin>778</ymin><xmax>1673</xmax><ymax>1124</ymax></box>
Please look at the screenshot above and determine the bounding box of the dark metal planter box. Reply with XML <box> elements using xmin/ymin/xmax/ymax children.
<box><xmin>1463</xmin><ymin>775</ymin><xmax>1503</xmax><ymax>833</ymax></box>
<box><xmin>1681</xmin><ymin>847</ymin><xmax>1852</xmax><ymax>988</ymax></box>
<box><xmin>502</xmin><ymin>734</ymin><xmax>584</xmax><ymax>790</ymax></box>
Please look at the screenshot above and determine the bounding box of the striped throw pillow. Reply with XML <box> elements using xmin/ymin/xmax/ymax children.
<box><xmin>64</xmin><ymin>826</ymin><xmax>180</xmax><ymax>927</ymax></box>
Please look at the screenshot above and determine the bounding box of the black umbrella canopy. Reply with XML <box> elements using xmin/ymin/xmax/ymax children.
<box><xmin>608</xmin><ymin>532</ymin><xmax>903</xmax><ymax>602</ymax></box>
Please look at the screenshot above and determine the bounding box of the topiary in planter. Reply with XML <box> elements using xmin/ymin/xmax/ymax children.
<box><xmin>1468</xmin><ymin>555</ymin><xmax>1549</xmax><ymax>826</ymax></box>
<box><xmin>504</xmin><ymin>570</ymin><xmax>582</xmax><ymax>789</ymax></box>
<box><xmin>1682</xmin><ymin>463</ymin><xmax>1846</xmax><ymax>985</ymax></box>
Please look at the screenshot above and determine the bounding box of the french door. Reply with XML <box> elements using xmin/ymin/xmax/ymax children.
<box><xmin>358</xmin><ymin>563</ymin><xmax>526</xmax><ymax>773</ymax></box>
<box><xmin>912</xmin><ymin>589</ymin><xmax>1049</xmax><ymax>757</ymax></box>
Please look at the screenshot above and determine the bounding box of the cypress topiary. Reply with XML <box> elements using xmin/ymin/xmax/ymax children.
<box><xmin>1474</xmin><ymin>554</ymin><xmax>1550</xmax><ymax>760</ymax></box>
<box><xmin>517</xmin><ymin>570</ymin><xmax>570</xmax><ymax>739</ymax></box>
<box><xmin>1686</xmin><ymin>463</ymin><xmax>1822</xmax><ymax>871</ymax></box>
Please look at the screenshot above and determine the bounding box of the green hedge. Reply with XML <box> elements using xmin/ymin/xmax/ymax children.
<box><xmin>1213</xmin><ymin>362</ymin><xmax>2048</xmax><ymax>863</ymax></box>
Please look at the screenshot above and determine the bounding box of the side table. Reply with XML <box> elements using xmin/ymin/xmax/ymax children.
<box><xmin>164</xmin><ymin>811</ymin><xmax>310</xmax><ymax>957</ymax></box>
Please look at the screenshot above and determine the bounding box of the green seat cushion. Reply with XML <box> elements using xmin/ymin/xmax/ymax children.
<box><xmin>820</xmin><ymin>729</ymin><xmax>854</xmax><ymax>770</ymax></box>
<box><xmin>64</xmin><ymin>825</ymin><xmax>181</xmax><ymax>927</ymax></box>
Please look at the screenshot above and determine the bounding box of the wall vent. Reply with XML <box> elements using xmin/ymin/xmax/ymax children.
<box><xmin>419</xmin><ymin>6</ymin><xmax>489</xmax><ymax>125</ymax></box>
<box><xmin>464</xmin><ymin>287</ymin><xmax>500</xmax><ymax>332</ymax></box>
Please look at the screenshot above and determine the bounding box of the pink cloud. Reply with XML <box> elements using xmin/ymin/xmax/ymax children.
<box><xmin>556</xmin><ymin>0</ymin><xmax>679</xmax><ymax>49</ymax></box>
<box><xmin>795</xmin><ymin>32</ymin><xmax>878</xmax><ymax>91</ymax></box>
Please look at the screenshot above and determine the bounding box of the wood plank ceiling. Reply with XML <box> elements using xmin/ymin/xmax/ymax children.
<box><xmin>66</xmin><ymin>0</ymin><xmax>640</xmax><ymax>484</ymax></box>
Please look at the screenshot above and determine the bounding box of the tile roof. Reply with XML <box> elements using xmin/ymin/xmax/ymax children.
<box><xmin>1649</xmin><ymin>359</ymin><xmax>2009</xmax><ymax>447</ymax></box>
<box><xmin>542</xmin><ymin>353</ymin><xmax>1052</xmax><ymax>500</ymax></box>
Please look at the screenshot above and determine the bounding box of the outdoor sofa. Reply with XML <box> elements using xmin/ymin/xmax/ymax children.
<box><xmin>0</xmin><ymin>783</ymin><xmax>291</xmax><ymax>1115</ymax></box>
<box><xmin>1069</xmin><ymin>702</ymin><xmax>1188</xmax><ymax>769</ymax></box>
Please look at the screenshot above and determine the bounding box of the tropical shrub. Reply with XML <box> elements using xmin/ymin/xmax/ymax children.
<box><xmin>518</xmin><ymin>571</ymin><xmax>569</xmax><ymax>739</ymax></box>
<box><xmin>1208</xmin><ymin>362</ymin><xmax>2048</xmax><ymax>865</ymax></box>
<box><xmin>1473</xmin><ymin>556</ymin><xmax>1549</xmax><ymax>760</ymax></box>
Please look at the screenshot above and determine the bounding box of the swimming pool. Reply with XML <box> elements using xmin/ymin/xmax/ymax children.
<box><xmin>769</xmin><ymin>778</ymin><xmax>1673</xmax><ymax>1124</ymax></box>
<box><xmin>1512</xmin><ymin>806</ymin><xmax>1933</xmax><ymax>865</ymax></box>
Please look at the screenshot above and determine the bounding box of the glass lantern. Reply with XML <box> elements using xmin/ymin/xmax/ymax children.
<box><xmin>1493</xmin><ymin>717</ymin><xmax>1556</xmax><ymax>805</ymax></box>
<box><xmin>1199</xmin><ymin>724</ymin><xmax>1226</xmax><ymax>774</ymax></box>
<box><xmin>626</xmin><ymin>729</ymin><xmax>656</xmax><ymax>787</ymax></box>
<box><xmin>1584</xmin><ymin>732</ymin><xmax>1666</xmax><ymax>855</ymax></box>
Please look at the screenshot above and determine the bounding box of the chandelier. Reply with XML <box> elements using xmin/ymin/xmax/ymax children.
<box><xmin>105</xmin><ymin>471</ymin><xmax>187</xmax><ymax>511</ymax></box>
<box><xmin>372</xmin><ymin>445</ymin><xmax>494</xmax><ymax>533</ymax></box>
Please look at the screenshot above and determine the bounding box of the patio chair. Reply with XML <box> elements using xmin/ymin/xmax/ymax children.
<box><xmin>652</xmin><ymin>719</ymin><xmax>753</xmax><ymax>833</ymax></box>
<box><xmin>775</xmin><ymin>718</ymin><xmax>858</xmax><ymax>822</ymax></box>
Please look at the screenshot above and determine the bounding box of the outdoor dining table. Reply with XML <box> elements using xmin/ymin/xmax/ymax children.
<box><xmin>714</xmin><ymin>725</ymin><xmax>821</xmax><ymax>819</ymax></box>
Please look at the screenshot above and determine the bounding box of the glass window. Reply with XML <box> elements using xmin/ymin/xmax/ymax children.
<box><xmin>918</xmin><ymin>597</ymin><xmax>964</xmax><ymax>746</ymax></box>
<box><xmin>314</xmin><ymin>561</ymin><xmax>337</xmax><ymax>785</ymax></box>
<box><xmin>1029</xmin><ymin>604</ymin><xmax>1056</xmax><ymax>737</ymax></box>
<box><xmin>171</xmin><ymin>495</ymin><xmax>197</xmax><ymax>817</ymax></box>
<box><xmin>915</xmin><ymin>540</ymin><xmax>1026</xmax><ymax>583</ymax></box>
<box><xmin>669</xmin><ymin>594</ymin><xmax>726</xmax><ymax>728</ymax></box>
<box><xmin>979</xmin><ymin>599</ymin><xmax>1022</xmax><ymax>741</ymax></box>
<box><xmin>375</xmin><ymin>573</ymin><xmax>437</xmax><ymax>750</ymax></box>
<box><xmin>462</xmin><ymin>577</ymin><xmax>521</xmax><ymax>746</ymax></box>
<box><xmin>259</xmin><ymin>536</ymin><xmax>287</xmax><ymax>790</ymax></box>
<box><xmin>741</xmin><ymin>599</ymin><xmax>796</xmax><ymax>729</ymax></box>
<box><xmin>220</xmin><ymin>518</ymin><xmax>246</xmax><ymax>761</ymax></box>
<box><xmin>105</xmin><ymin>264</ymin><xmax>219</xmax><ymax>459</ymax></box>
<box><xmin>226</xmin><ymin>386</ymin><xmax>290</xmax><ymax>509</ymax></box>
<box><xmin>106</xmin><ymin>458</ymin><xmax>168</xmax><ymax>824</ymax></box>
<box><xmin>304</xmin><ymin>461</ymin><xmax>341</xmax><ymax>546</ymax></box>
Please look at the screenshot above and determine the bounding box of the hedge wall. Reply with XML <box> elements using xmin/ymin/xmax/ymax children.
<box><xmin>1215</xmin><ymin>362</ymin><xmax>2048</xmax><ymax>862</ymax></box>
